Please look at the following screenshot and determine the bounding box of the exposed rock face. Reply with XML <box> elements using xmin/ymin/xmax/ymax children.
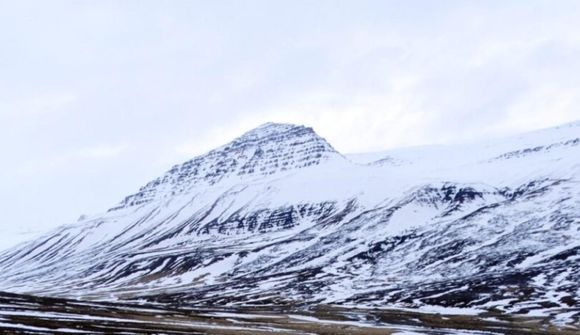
<box><xmin>1</xmin><ymin>121</ymin><xmax>579</xmax><ymax>325</ymax></box>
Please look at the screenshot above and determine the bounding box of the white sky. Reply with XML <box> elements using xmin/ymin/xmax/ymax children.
<box><xmin>1</xmin><ymin>1</ymin><xmax>580</xmax><ymax>248</ymax></box>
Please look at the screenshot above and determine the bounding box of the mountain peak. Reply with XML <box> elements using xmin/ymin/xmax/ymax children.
<box><xmin>231</xmin><ymin>122</ymin><xmax>315</xmax><ymax>145</ymax></box>
<box><xmin>243</xmin><ymin>122</ymin><xmax>303</xmax><ymax>135</ymax></box>
<box><xmin>111</xmin><ymin>123</ymin><xmax>341</xmax><ymax>210</ymax></box>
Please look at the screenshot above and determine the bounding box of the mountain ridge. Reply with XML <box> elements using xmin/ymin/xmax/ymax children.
<box><xmin>111</xmin><ymin>122</ymin><xmax>341</xmax><ymax>211</ymax></box>
<box><xmin>0</xmin><ymin>120</ymin><xmax>579</xmax><ymax>327</ymax></box>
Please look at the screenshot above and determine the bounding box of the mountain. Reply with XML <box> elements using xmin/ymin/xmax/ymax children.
<box><xmin>0</xmin><ymin>121</ymin><xmax>579</xmax><ymax>327</ymax></box>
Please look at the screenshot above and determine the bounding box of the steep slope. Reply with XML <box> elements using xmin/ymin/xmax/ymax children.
<box><xmin>112</xmin><ymin>122</ymin><xmax>342</xmax><ymax>210</ymax></box>
<box><xmin>0</xmin><ymin>121</ymin><xmax>579</xmax><ymax>326</ymax></box>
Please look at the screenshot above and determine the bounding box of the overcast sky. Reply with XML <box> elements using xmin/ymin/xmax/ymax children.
<box><xmin>1</xmin><ymin>0</ymin><xmax>580</xmax><ymax>249</ymax></box>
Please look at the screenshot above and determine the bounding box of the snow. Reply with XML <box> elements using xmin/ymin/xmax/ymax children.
<box><xmin>0</xmin><ymin>120</ymin><xmax>579</xmax><ymax>327</ymax></box>
<box><xmin>0</xmin><ymin>322</ymin><xmax>88</xmax><ymax>333</ymax></box>
<box><xmin>288</xmin><ymin>314</ymin><xmax>392</xmax><ymax>328</ymax></box>
<box><xmin>200</xmin><ymin>312</ymin><xmax>281</xmax><ymax>319</ymax></box>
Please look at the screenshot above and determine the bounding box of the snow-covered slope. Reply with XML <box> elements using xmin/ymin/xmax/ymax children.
<box><xmin>0</xmin><ymin>121</ymin><xmax>579</xmax><ymax>325</ymax></box>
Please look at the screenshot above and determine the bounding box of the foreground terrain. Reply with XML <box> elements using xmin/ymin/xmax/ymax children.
<box><xmin>0</xmin><ymin>292</ymin><xmax>577</xmax><ymax>334</ymax></box>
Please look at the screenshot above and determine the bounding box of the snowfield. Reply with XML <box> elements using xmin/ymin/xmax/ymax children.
<box><xmin>0</xmin><ymin>121</ymin><xmax>579</xmax><ymax>330</ymax></box>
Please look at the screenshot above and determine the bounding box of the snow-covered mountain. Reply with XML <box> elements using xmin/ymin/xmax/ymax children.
<box><xmin>0</xmin><ymin>121</ymin><xmax>579</xmax><ymax>325</ymax></box>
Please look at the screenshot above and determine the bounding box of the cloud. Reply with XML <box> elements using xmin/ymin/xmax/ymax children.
<box><xmin>79</xmin><ymin>144</ymin><xmax>129</xmax><ymax>159</ymax></box>
<box><xmin>0</xmin><ymin>92</ymin><xmax>77</xmax><ymax>119</ymax></box>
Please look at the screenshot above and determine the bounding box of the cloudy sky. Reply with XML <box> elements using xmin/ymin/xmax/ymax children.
<box><xmin>1</xmin><ymin>0</ymin><xmax>580</xmax><ymax>248</ymax></box>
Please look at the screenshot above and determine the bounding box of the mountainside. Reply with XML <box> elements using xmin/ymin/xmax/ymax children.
<box><xmin>0</xmin><ymin>121</ymin><xmax>579</xmax><ymax>327</ymax></box>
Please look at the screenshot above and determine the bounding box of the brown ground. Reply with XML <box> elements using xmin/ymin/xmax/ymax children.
<box><xmin>0</xmin><ymin>292</ymin><xmax>577</xmax><ymax>334</ymax></box>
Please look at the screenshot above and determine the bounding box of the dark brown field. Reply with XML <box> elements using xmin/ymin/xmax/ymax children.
<box><xmin>0</xmin><ymin>292</ymin><xmax>577</xmax><ymax>334</ymax></box>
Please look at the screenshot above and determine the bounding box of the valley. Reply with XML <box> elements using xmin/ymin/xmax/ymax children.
<box><xmin>0</xmin><ymin>292</ymin><xmax>575</xmax><ymax>334</ymax></box>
